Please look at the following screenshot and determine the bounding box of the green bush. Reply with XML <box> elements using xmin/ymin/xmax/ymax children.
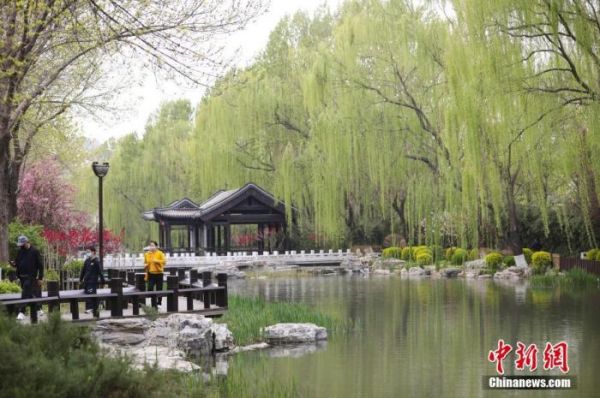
<box><xmin>451</xmin><ymin>248</ymin><xmax>467</xmax><ymax>265</ymax></box>
<box><xmin>503</xmin><ymin>256</ymin><xmax>515</xmax><ymax>266</ymax></box>
<box><xmin>8</xmin><ymin>221</ymin><xmax>46</xmax><ymax>259</ymax></box>
<box><xmin>485</xmin><ymin>252</ymin><xmax>503</xmax><ymax>272</ymax></box>
<box><xmin>0</xmin><ymin>280</ymin><xmax>21</xmax><ymax>294</ymax></box>
<box><xmin>445</xmin><ymin>247</ymin><xmax>456</xmax><ymax>261</ymax></box>
<box><xmin>596</xmin><ymin>251</ymin><xmax>600</xmax><ymax>262</ymax></box>
<box><xmin>430</xmin><ymin>245</ymin><xmax>444</xmax><ymax>262</ymax></box>
<box><xmin>467</xmin><ymin>248</ymin><xmax>479</xmax><ymax>261</ymax></box>
<box><xmin>416</xmin><ymin>252</ymin><xmax>433</xmax><ymax>266</ymax></box>
<box><xmin>531</xmin><ymin>251</ymin><xmax>552</xmax><ymax>274</ymax></box>
<box><xmin>64</xmin><ymin>259</ymin><xmax>84</xmax><ymax>273</ymax></box>
<box><xmin>586</xmin><ymin>248</ymin><xmax>599</xmax><ymax>261</ymax></box>
<box><xmin>401</xmin><ymin>247</ymin><xmax>411</xmax><ymax>261</ymax></box>
<box><xmin>382</xmin><ymin>247</ymin><xmax>402</xmax><ymax>259</ymax></box>
<box><xmin>45</xmin><ymin>268</ymin><xmax>60</xmax><ymax>281</ymax></box>
<box><xmin>522</xmin><ymin>248</ymin><xmax>533</xmax><ymax>265</ymax></box>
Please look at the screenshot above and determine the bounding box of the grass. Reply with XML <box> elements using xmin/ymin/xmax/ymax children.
<box><xmin>0</xmin><ymin>311</ymin><xmax>298</xmax><ymax>398</ymax></box>
<box><xmin>217</xmin><ymin>295</ymin><xmax>348</xmax><ymax>346</ymax></box>
<box><xmin>530</xmin><ymin>268</ymin><xmax>599</xmax><ymax>289</ymax></box>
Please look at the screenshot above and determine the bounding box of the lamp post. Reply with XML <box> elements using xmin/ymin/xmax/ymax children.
<box><xmin>92</xmin><ymin>162</ymin><xmax>109</xmax><ymax>269</ymax></box>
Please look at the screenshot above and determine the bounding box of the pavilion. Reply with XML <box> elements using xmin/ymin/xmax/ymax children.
<box><xmin>142</xmin><ymin>183</ymin><xmax>292</xmax><ymax>254</ymax></box>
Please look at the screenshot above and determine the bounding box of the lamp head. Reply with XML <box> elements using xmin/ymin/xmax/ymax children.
<box><xmin>92</xmin><ymin>161</ymin><xmax>109</xmax><ymax>177</ymax></box>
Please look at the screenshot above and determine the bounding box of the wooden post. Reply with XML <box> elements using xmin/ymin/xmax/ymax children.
<box><xmin>30</xmin><ymin>302</ymin><xmax>38</xmax><ymax>324</ymax></box>
<box><xmin>108</xmin><ymin>269</ymin><xmax>119</xmax><ymax>279</ymax></box>
<box><xmin>135</xmin><ymin>273</ymin><xmax>146</xmax><ymax>291</ymax></box>
<box><xmin>186</xmin><ymin>294</ymin><xmax>194</xmax><ymax>311</ymax></box>
<box><xmin>216</xmin><ymin>273</ymin><xmax>228</xmax><ymax>308</ymax></box>
<box><xmin>132</xmin><ymin>296</ymin><xmax>140</xmax><ymax>316</ymax></box>
<box><xmin>202</xmin><ymin>271</ymin><xmax>212</xmax><ymax>309</ymax></box>
<box><xmin>127</xmin><ymin>271</ymin><xmax>135</xmax><ymax>286</ymax></box>
<box><xmin>70</xmin><ymin>298</ymin><xmax>79</xmax><ymax>320</ymax></box>
<box><xmin>47</xmin><ymin>281</ymin><xmax>59</xmax><ymax>313</ymax></box>
<box><xmin>190</xmin><ymin>269</ymin><xmax>198</xmax><ymax>284</ymax></box>
<box><xmin>166</xmin><ymin>275</ymin><xmax>179</xmax><ymax>312</ymax></box>
<box><xmin>110</xmin><ymin>277</ymin><xmax>123</xmax><ymax>317</ymax></box>
<box><xmin>169</xmin><ymin>268</ymin><xmax>177</xmax><ymax>276</ymax></box>
<box><xmin>178</xmin><ymin>268</ymin><xmax>186</xmax><ymax>282</ymax></box>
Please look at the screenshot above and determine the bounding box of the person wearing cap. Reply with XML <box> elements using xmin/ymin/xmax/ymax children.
<box><xmin>79</xmin><ymin>246</ymin><xmax>105</xmax><ymax>315</ymax></box>
<box><xmin>144</xmin><ymin>240</ymin><xmax>165</xmax><ymax>308</ymax></box>
<box><xmin>15</xmin><ymin>235</ymin><xmax>44</xmax><ymax>320</ymax></box>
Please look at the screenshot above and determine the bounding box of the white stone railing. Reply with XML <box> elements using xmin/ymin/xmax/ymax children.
<box><xmin>101</xmin><ymin>249</ymin><xmax>359</xmax><ymax>270</ymax></box>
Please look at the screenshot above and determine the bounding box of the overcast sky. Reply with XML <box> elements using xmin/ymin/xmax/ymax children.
<box><xmin>79</xmin><ymin>0</ymin><xmax>344</xmax><ymax>143</ymax></box>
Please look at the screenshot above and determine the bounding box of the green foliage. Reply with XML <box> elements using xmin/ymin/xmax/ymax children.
<box><xmin>0</xmin><ymin>280</ymin><xmax>21</xmax><ymax>294</ymax></box>
<box><xmin>416</xmin><ymin>252</ymin><xmax>433</xmax><ymax>266</ymax></box>
<box><xmin>0</xmin><ymin>262</ymin><xmax>15</xmax><ymax>274</ymax></box>
<box><xmin>8</xmin><ymin>221</ymin><xmax>45</xmax><ymax>260</ymax></box>
<box><xmin>531</xmin><ymin>251</ymin><xmax>552</xmax><ymax>274</ymax></box>
<box><xmin>522</xmin><ymin>248</ymin><xmax>533</xmax><ymax>265</ymax></box>
<box><xmin>530</xmin><ymin>268</ymin><xmax>598</xmax><ymax>289</ymax></box>
<box><xmin>401</xmin><ymin>247</ymin><xmax>411</xmax><ymax>261</ymax></box>
<box><xmin>64</xmin><ymin>259</ymin><xmax>84</xmax><ymax>273</ymax></box>
<box><xmin>430</xmin><ymin>245</ymin><xmax>444</xmax><ymax>262</ymax></box>
<box><xmin>451</xmin><ymin>248</ymin><xmax>468</xmax><ymax>265</ymax></box>
<box><xmin>503</xmin><ymin>256</ymin><xmax>515</xmax><ymax>266</ymax></box>
<box><xmin>218</xmin><ymin>295</ymin><xmax>347</xmax><ymax>346</ymax></box>
<box><xmin>382</xmin><ymin>247</ymin><xmax>402</xmax><ymax>259</ymax></box>
<box><xmin>485</xmin><ymin>252</ymin><xmax>503</xmax><ymax>272</ymax></box>
<box><xmin>596</xmin><ymin>252</ymin><xmax>600</xmax><ymax>262</ymax></box>
<box><xmin>45</xmin><ymin>268</ymin><xmax>60</xmax><ymax>281</ymax></box>
<box><xmin>445</xmin><ymin>247</ymin><xmax>456</xmax><ymax>261</ymax></box>
<box><xmin>587</xmin><ymin>248</ymin><xmax>599</xmax><ymax>260</ymax></box>
<box><xmin>467</xmin><ymin>248</ymin><xmax>479</xmax><ymax>261</ymax></box>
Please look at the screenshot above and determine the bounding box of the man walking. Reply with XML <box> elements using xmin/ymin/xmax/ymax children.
<box><xmin>79</xmin><ymin>246</ymin><xmax>105</xmax><ymax>315</ymax></box>
<box><xmin>15</xmin><ymin>235</ymin><xmax>44</xmax><ymax>320</ymax></box>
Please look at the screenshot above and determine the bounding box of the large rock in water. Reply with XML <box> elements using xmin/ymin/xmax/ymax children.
<box><xmin>408</xmin><ymin>267</ymin><xmax>426</xmax><ymax>277</ymax></box>
<box><xmin>264</xmin><ymin>323</ymin><xmax>327</xmax><ymax>345</ymax></box>
<box><xmin>442</xmin><ymin>267</ymin><xmax>462</xmax><ymax>278</ymax></box>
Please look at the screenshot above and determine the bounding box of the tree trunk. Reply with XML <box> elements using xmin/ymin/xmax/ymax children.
<box><xmin>505</xmin><ymin>181</ymin><xmax>522</xmax><ymax>255</ymax></box>
<box><xmin>0</xmin><ymin>134</ymin><xmax>11</xmax><ymax>262</ymax></box>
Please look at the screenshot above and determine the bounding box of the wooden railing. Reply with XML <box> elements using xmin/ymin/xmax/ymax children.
<box><xmin>0</xmin><ymin>271</ymin><xmax>228</xmax><ymax>324</ymax></box>
<box><xmin>559</xmin><ymin>257</ymin><xmax>600</xmax><ymax>275</ymax></box>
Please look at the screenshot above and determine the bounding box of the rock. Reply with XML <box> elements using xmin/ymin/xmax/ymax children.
<box><xmin>125</xmin><ymin>345</ymin><xmax>200</xmax><ymax>371</ymax></box>
<box><xmin>464</xmin><ymin>259</ymin><xmax>486</xmax><ymax>270</ymax></box>
<box><xmin>178</xmin><ymin>325</ymin><xmax>213</xmax><ymax>356</ymax></box>
<box><xmin>430</xmin><ymin>270</ymin><xmax>442</xmax><ymax>279</ymax></box>
<box><xmin>424</xmin><ymin>265</ymin><xmax>437</xmax><ymax>272</ymax></box>
<box><xmin>264</xmin><ymin>323</ymin><xmax>327</xmax><ymax>345</ymax></box>
<box><xmin>494</xmin><ymin>269</ymin><xmax>520</xmax><ymax>280</ymax></box>
<box><xmin>381</xmin><ymin>259</ymin><xmax>406</xmax><ymax>268</ymax></box>
<box><xmin>230</xmin><ymin>342</ymin><xmax>270</xmax><ymax>354</ymax></box>
<box><xmin>373</xmin><ymin>269</ymin><xmax>391</xmax><ymax>275</ymax></box>
<box><xmin>441</xmin><ymin>267</ymin><xmax>462</xmax><ymax>278</ymax></box>
<box><xmin>478</xmin><ymin>274</ymin><xmax>492</xmax><ymax>279</ymax></box>
<box><xmin>98</xmin><ymin>332</ymin><xmax>146</xmax><ymax>345</ymax></box>
<box><xmin>465</xmin><ymin>270</ymin><xmax>479</xmax><ymax>278</ymax></box>
<box><xmin>408</xmin><ymin>267</ymin><xmax>426</xmax><ymax>277</ymax></box>
<box><xmin>95</xmin><ymin>318</ymin><xmax>150</xmax><ymax>334</ymax></box>
<box><xmin>211</xmin><ymin>323</ymin><xmax>234</xmax><ymax>352</ymax></box>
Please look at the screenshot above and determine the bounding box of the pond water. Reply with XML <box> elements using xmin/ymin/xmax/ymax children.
<box><xmin>227</xmin><ymin>276</ymin><xmax>600</xmax><ymax>397</ymax></box>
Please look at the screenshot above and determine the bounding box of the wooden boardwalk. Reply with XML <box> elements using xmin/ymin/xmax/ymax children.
<box><xmin>0</xmin><ymin>272</ymin><xmax>228</xmax><ymax>324</ymax></box>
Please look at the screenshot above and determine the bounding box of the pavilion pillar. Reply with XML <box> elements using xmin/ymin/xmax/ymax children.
<box><xmin>217</xmin><ymin>225</ymin><xmax>222</xmax><ymax>254</ymax></box>
<box><xmin>225</xmin><ymin>223</ymin><xmax>231</xmax><ymax>252</ymax></box>
<box><xmin>158</xmin><ymin>223</ymin><xmax>164</xmax><ymax>248</ymax></box>
<box><xmin>165</xmin><ymin>224</ymin><xmax>172</xmax><ymax>252</ymax></box>
<box><xmin>257</xmin><ymin>223</ymin><xmax>264</xmax><ymax>252</ymax></box>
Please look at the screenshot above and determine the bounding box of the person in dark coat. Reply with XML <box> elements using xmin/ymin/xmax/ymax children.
<box><xmin>15</xmin><ymin>235</ymin><xmax>44</xmax><ymax>320</ymax></box>
<box><xmin>79</xmin><ymin>246</ymin><xmax>105</xmax><ymax>314</ymax></box>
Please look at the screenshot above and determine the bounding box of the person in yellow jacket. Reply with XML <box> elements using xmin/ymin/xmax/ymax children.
<box><xmin>144</xmin><ymin>240</ymin><xmax>166</xmax><ymax>308</ymax></box>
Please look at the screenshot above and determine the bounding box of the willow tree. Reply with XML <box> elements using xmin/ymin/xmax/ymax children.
<box><xmin>0</xmin><ymin>0</ymin><xmax>266</xmax><ymax>261</ymax></box>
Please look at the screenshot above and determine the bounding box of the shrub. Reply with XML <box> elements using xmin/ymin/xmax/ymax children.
<box><xmin>382</xmin><ymin>247</ymin><xmax>402</xmax><ymax>259</ymax></box>
<box><xmin>64</xmin><ymin>259</ymin><xmax>84</xmax><ymax>273</ymax></box>
<box><xmin>382</xmin><ymin>234</ymin><xmax>404</xmax><ymax>248</ymax></box>
<box><xmin>8</xmin><ymin>221</ymin><xmax>46</xmax><ymax>260</ymax></box>
<box><xmin>401</xmin><ymin>247</ymin><xmax>411</xmax><ymax>261</ymax></box>
<box><xmin>0</xmin><ymin>280</ymin><xmax>21</xmax><ymax>294</ymax></box>
<box><xmin>586</xmin><ymin>248</ymin><xmax>599</xmax><ymax>260</ymax></box>
<box><xmin>445</xmin><ymin>247</ymin><xmax>456</xmax><ymax>261</ymax></box>
<box><xmin>416</xmin><ymin>252</ymin><xmax>433</xmax><ymax>266</ymax></box>
<box><xmin>596</xmin><ymin>251</ymin><xmax>600</xmax><ymax>262</ymax></box>
<box><xmin>45</xmin><ymin>268</ymin><xmax>60</xmax><ymax>281</ymax></box>
<box><xmin>451</xmin><ymin>248</ymin><xmax>467</xmax><ymax>265</ymax></box>
<box><xmin>522</xmin><ymin>248</ymin><xmax>533</xmax><ymax>265</ymax></box>
<box><xmin>430</xmin><ymin>245</ymin><xmax>444</xmax><ymax>262</ymax></box>
<box><xmin>503</xmin><ymin>256</ymin><xmax>515</xmax><ymax>266</ymax></box>
<box><xmin>467</xmin><ymin>248</ymin><xmax>479</xmax><ymax>261</ymax></box>
<box><xmin>485</xmin><ymin>252</ymin><xmax>503</xmax><ymax>272</ymax></box>
<box><xmin>531</xmin><ymin>251</ymin><xmax>552</xmax><ymax>274</ymax></box>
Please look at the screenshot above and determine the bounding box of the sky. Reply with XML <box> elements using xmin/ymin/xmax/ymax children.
<box><xmin>79</xmin><ymin>0</ymin><xmax>344</xmax><ymax>143</ymax></box>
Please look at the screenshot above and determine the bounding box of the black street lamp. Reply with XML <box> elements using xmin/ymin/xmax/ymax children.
<box><xmin>92</xmin><ymin>162</ymin><xmax>109</xmax><ymax>270</ymax></box>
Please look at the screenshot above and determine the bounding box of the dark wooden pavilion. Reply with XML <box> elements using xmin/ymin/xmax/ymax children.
<box><xmin>143</xmin><ymin>183</ymin><xmax>291</xmax><ymax>254</ymax></box>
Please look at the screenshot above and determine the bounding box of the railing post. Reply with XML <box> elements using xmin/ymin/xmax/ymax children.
<box><xmin>110</xmin><ymin>277</ymin><xmax>123</xmax><ymax>317</ymax></box>
<box><xmin>127</xmin><ymin>271</ymin><xmax>135</xmax><ymax>286</ymax></box>
<box><xmin>70</xmin><ymin>298</ymin><xmax>79</xmax><ymax>320</ymax></box>
<box><xmin>178</xmin><ymin>268</ymin><xmax>186</xmax><ymax>282</ymax></box>
<box><xmin>135</xmin><ymin>273</ymin><xmax>146</xmax><ymax>291</ymax></box>
<box><xmin>202</xmin><ymin>271</ymin><xmax>212</xmax><ymax>309</ymax></box>
<box><xmin>216</xmin><ymin>273</ymin><xmax>228</xmax><ymax>308</ymax></box>
<box><xmin>169</xmin><ymin>268</ymin><xmax>177</xmax><ymax>276</ymax></box>
<box><xmin>47</xmin><ymin>280</ymin><xmax>59</xmax><ymax>313</ymax></box>
<box><xmin>190</xmin><ymin>269</ymin><xmax>198</xmax><ymax>284</ymax></box>
<box><xmin>166</xmin><ymin>275</ymin><xmax>179</xmax><ymax>312</ymax></box>
<box><xmin>30</xmin><ymin>301</ymin><xmax>38</xmax><ymax>324</ymax></box>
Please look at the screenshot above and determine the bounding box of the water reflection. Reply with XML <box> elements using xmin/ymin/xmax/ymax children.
<box><xmin>225</xmin><ymin>276</ymin><xmax>599</xmax><ymax>398</ymax></box>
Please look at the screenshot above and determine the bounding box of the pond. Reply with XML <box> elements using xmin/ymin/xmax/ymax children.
<box><xmin>227</xmin><ymin>276</ymin><xmax>600</xmax><ymax>397</ymax></box>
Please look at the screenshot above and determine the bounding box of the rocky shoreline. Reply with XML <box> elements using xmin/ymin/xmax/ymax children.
<box><xmin>93</xmin><ymin>315</ymin><xmax>328</xmax><ymax>373</ymax></box>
